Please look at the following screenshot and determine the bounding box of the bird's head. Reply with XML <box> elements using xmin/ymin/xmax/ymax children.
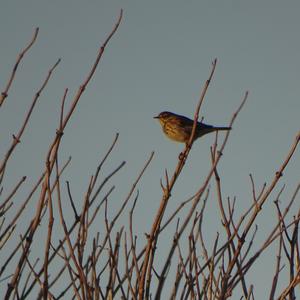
<box><xmin>153</xmin><ymin>111</ymin><xmax>174</xmax><ymax>125</ymax></box>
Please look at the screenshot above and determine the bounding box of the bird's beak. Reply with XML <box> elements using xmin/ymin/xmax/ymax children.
<box><xmin>153</xmin><ymin>115</ymin><xmax>159</xmax><ymax>119</ymax></box>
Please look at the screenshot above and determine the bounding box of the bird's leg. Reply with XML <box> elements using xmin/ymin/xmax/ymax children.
<box><xmin>178</xmin><ymin>143</ymin><xmax>189</xmax><ymax>161</ymax></box>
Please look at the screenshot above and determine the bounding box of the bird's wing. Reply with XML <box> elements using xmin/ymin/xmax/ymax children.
<box><xmin>176</xmin><ymin>115</ymin><xmax>195</xmax><ymax>127</ymax></box>
<box><xmin>198</xmin><ymin>122</ymin><xmax>214</xmax><ymax>130</ymax></box>
<box><xmin>177</xmin><ymin>115</ymin><xmax>214</xmax><ymax>130</ymax></box>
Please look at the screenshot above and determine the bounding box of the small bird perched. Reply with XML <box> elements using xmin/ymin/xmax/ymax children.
<box><xmin>154</xmin><ymin>111</ymin><xmax>231</xmax><ymax>144</ymax></box>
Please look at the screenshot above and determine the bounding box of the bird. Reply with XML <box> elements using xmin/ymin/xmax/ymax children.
<box><xmin>154</xmin><ymin>111</ymin><xmax>231</xmax><ymax>144</ymax></box>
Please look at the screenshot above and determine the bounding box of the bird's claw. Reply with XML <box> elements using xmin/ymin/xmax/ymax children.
<box><xmin>179</xmin><ymin>152</ymin><xmax>185</xmax><ymax>161</ymax></box>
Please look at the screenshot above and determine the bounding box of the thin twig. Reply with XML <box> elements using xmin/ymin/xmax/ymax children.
<box><xmin>0</xmin><ymin>28</ymin><xmax>39</xmax><ymax>107</ymax></box>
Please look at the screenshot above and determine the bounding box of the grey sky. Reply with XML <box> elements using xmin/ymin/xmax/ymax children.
<box><xmin>1</xmin><ymin>1</ymin><xmax>299</xmax><ymax>298</ymax></box>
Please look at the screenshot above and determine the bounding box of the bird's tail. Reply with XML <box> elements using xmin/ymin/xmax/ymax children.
<box><xmin>214</xmin><ymin>126</ymin><xmax>232</xmax><ymax>131</ymax></box>
<box><xmin>196</xmin><ymin>126</ymin><xmax>231</xmax><ymax>138</ymax></box>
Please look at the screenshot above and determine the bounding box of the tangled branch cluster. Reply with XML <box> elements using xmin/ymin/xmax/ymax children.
<box><xmin>0</xmin><ymin>10</ymin><xmax>299</xmax><ymax>300</ymax></box>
